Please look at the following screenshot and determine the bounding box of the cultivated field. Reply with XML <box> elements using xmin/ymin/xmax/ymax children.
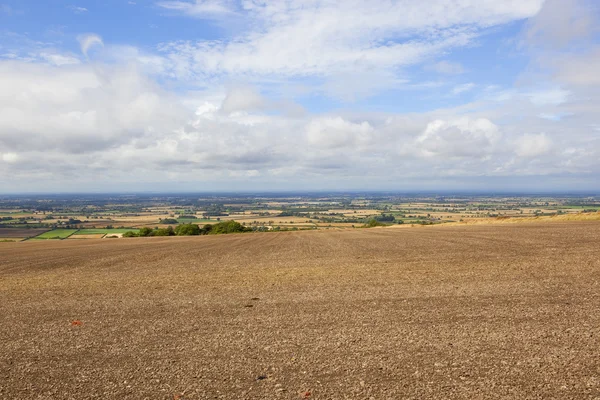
<box><xmin>1</xmin><ymin>222</ymin><xmax>600</xmax><ymax>399</ymax></box>
<box><xmin>31</xmin><ymin>229</ymin><xmax>78</xmax><ymax>239</ymax></box>
<box><xmin>0</xmin><ymin>228</ymin><xmax>49</xmax><ymax>239</ymax></box>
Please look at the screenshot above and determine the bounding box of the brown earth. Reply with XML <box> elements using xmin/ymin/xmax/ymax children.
<box><xmin>1</xmin><ymin>222</ymin><xmax>600</xmax><ymax>399</ymax></box>
<box><xmin>0</xmin><ymin>228</ymin><xmax>49</xmax><ymax>238</ymax></box>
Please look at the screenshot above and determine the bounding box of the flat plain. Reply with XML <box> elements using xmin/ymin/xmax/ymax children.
<box><xmin>1</xmin><ymin>222</ymin><xmax>600</xmax><ymax>399</ymax></box>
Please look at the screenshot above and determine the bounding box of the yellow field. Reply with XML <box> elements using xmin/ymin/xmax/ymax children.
<box><xmin>68</xmin><ymin>234</ymin><xmax>105</xmax><ymax>239</ymax></box>
<box><xmin>449</xmin><ymin>211</ymin><xmax>600</xmax><ymax>226</ymax></box>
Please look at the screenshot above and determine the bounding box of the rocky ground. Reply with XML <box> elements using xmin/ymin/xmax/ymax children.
<box><xmin>1</xmin><ymin>222</ymin><xmax>600</xmax><ymax>399</ymax></box>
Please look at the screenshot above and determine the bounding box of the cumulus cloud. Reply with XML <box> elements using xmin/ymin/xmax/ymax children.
<box><xmin>0</xmin><ymin>61</ymin><xmax>186</xmax><ymax>154</ymax></box>
<box><xmin>514</xmin><ymin>133</ymin><xmax>553</xmax><ymax>157</ymax></box>
<box><xmin>415</xmin><ymin>118</ymin><xmax>501</xmax><ymax>159</ymax></box>
<box><xmin>2</xmin><ymin>0</ymin><xmax>600</xmax><ymax>191</ymax></box>
<box><xmin>220</xmin><ymin>86</ymin><xmax>266</xmax><ymax>114</ymax></box>
<box><xmin>307</xmin><ymin>117</ymin><xmax>374</xmax><ymax>149</ymax></box>
<box><xmin>0</xmin><ymin>51</ymin><xmax>597</xmax><ymax>191</ymax></box>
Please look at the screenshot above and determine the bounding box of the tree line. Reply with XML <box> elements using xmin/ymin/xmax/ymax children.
<box><xmin>123</xmin><ymin>220</ymin><xmax>252</xmax><ymax>237</ymax></box>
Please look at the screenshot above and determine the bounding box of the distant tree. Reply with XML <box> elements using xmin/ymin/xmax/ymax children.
<box><xmin>174</xmin><ymin>224</ymin><xmax>201</xmax><ymax>236</ymax></box>
<box><xmin>208</xmin><ymin>220</ymin><xmax>252</xmax><ymax>235</ymax></box>
<box><xmin>200</xmin><ymin>224</ymin><xmax>213</xmax><ymax>235</ymax></box>
<box><xmin>365</xmin><ymin>219</ymin><xmax>388</xmax><ymax>228</ymax></box>
<box><xmin>139</xmin><ymin>227</ymin><xmax>153</xmax><ymax>237</ymax></box>
<box><xmin>152</xmin><ymin>226</ymin><xmax>175</xmax><ymax>236</ymax></box>
<box><xmin>374</xmin><ymin>214</ymin><xmax>395</xmax><ymax>222</ymax></box>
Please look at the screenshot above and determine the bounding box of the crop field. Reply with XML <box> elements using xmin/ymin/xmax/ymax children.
<box><xmin>176</xmin><ymin>218</ymin><xmax>214</xmax><ymax>224</ymax></box>
<box><xmin>69</xmin><ymin>234</ymin><xmax>106</xmax><ymax>239</ymax></box>
<box><xmin>74</xmin><ymin>229</ymin><xmax>140</xmax><ymax>235</ymax></box>
<box><xmin>1</xmin><ymin>222</ymin><xmax>600</xmax><ymax>399</ymax></box>
<box><xmin>31</xmin><ymin>229</ymin><xmax>78</xmax><ymax>239</ymax></box>
<box><xmin>0</xmin><ymin>228</ymin><xmax>50</xmax><ymax>239</ymax></box>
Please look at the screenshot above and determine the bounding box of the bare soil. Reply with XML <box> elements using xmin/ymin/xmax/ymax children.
<box><xmin>0</xmin><ymin>228</ymin><xmax>49</xmax><ymax>238</ymax></box>
<box><xmin>1</xmin><ymin>222</ymin><xmax>600</xmax><ymax>399</ymax></box>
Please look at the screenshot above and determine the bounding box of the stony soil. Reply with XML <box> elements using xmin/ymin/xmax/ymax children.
<box><xmin>1</xmin><ymin>222</ymin><xmax>600</xmax><ymax>399</ymax></box>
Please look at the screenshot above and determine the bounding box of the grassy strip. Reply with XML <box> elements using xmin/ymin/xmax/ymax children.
<box><xmin>32</xmin><ymin>229</ymin><xmax>78</xmax><ymax>240</ymax></box>
<box><xmin>74</xmin><ymin>228</ymin><xmax>140</xmax><ymax>235</ymax></box>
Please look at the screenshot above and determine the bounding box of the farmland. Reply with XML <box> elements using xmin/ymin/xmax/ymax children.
<box><xmin>73</xmin><ymin>228</ymin><xmax>141</xmax><ymax>237</ymax></box>
<box><xmin>1</xmin><ymin>193</ymin><xmax>599</xmax><ymax>241</ymax></box>
<box><xmin>0</xmin><ymin>228</ymin><xmax>49</xmax><ymax>239</ymax></box>
<box><xmin>1</xmin><ymin>221</ymin><xmax>600</xmax><ymax>398</ymax></box>
<box><xmin>32</xmin><ymin>229</ymin><xmax>78</xmax><ymax>239</ymax></box>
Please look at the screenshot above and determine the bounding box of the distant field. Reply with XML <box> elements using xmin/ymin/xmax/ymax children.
<box><xmin>74</xmin><ymin>228</ymin><xmax>139</xmax><ymax>235</ymax></box>
<box><xmin>32</xmin><ymin>229</ymin><xmax>78</xmax><ymax>239</ymax></box>
<box><xmin>69</xmin><ymin>234</ymin><xmax>105</xmax><ymax>239</ymax></box>
<box><xmin>176</xmin><ymin>218</ymin><xmax>214</xmax><ymax>224</ymax></box>
<box><xmin>0</xmin><ymin>228</ymin><xmax>49</xmax><ymax>238</ymax></box>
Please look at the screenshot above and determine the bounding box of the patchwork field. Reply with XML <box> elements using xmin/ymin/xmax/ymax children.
<box><xmin>0</xmin><ymin>228</ymin><xmax>49</xmax><ymax>239</ymax></box>
<box><xmin>68</xmin><ymin>234</ymin><xmax>106</xmax><ymax>239</ymax></box>
<box><xmin>1</xmin><ymin>222</ymin><xmax>600</xmax><ymax>399</ymax></box>
<box><xmin>31</xmin><ymin>229</ymin><xmax>78</xmax><ymax>239</ymax></box>
<box><xmin>74</xmin><ymin>229</ymin><xmax>140</xmax><ymax>235</ymax></box>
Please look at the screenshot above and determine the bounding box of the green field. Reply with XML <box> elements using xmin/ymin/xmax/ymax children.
<box><xmin>33</xmin><ymin>229</ymin><xmax>78</xmax><ymax>239</ymax></box>
<box><xmin>74</xmin><ymin>229</ymin><xmax>140</xmax><ymax>235</ymax></box>
<box><xmin>176</xmin><ymin>218</ymin><xmax>215</xmax><ymax>224</ymax></box>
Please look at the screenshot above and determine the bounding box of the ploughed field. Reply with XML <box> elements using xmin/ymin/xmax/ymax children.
<box><xmin>1</xmin><ymin>222</ymin><xmax>600</xmax><ymax>399</ymax></box>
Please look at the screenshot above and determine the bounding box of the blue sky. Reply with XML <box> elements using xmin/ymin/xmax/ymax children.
<box><xmin>0</xmin><ymin>0</ymin><xmax>599</xmax><ymax>193</ymax></box>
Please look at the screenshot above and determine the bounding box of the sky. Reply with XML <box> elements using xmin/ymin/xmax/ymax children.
<box><xmin>0</xmin><ymin>0</ymin><xmax>599</xmax><ymax>193</ymax></box>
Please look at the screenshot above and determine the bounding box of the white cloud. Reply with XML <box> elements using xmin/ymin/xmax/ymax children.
<box><xmin>220</xmin><ymin>86</ymin><xmax>265</xmax><ymax>114</ymax></box>
<box><xmin>69</xmin><ymin>6</ymin><xmax>88</xmax><ymax>14</ymax></box>
<box><xmin>156</xmin><ymin>0</ymin><xmax>544</xmax><ymax>99</ymax></box>
<box><xmin>77</xmin><ymin>34</ymin><xmax>104</xmax><ymax>57</ymax></box>
<box><xmin>514</xmin><ymin>133</ymin><xmax>553</xmax><ymax>157</ymax></box>
<box><xmin>526</xmin><ymin>88</ymin><xmax>570</xmax><ymax>106</ymax></box>
<box><xmin>0</xmin><ymin>55</ymin><xmax>597</xmax><ymax>190</ymax></box>
<box><xmin>452</xmin><ymin>83</ymin><xmax>475</xmax><ymax>95</ymax></box>
<box><xmin>415</xmin><ymin>118</ymin><xmax>501</xmax><ymax>159</ymax></box>
<box><xmin>524</xmin><ymin>0</ymin><xmax>597</xmax><ymax>49</ymax></box>
<box><xmin>3</xmin><ymin>0</ymin><xmax>600</xmax><ymax>190</ymax></box>
<box><xmin>157</xmin><ymin>0</ymin><xmax>237</xmax><ymax>19</ymax></box>
<box><xmin>551</xmin><ymin>50</ymin><xmax>600</xmax><ymax>86</ymax></box>
<box><xmin>0</xmin><ymin>61</ymin><xmax>186</xmax><ymax>155</ymax></box>
<box><xmin>1</xmin><ymin>152</ymin><xmax>19</xmax><ymax>163</ymax></box>
<box><xmin>306</xmin><ymin>117</ymin><xmax>374</xmax><ymax>149</ymax></box>
<box><xmin>427</xmin><ymin>60</ymin><xmax>466</xmax><ymax>75</ymax></box>
<box><xmin>39</xmin><ymin>52</ymin><xmax>81</xmax><ymax>66</ymax></box>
